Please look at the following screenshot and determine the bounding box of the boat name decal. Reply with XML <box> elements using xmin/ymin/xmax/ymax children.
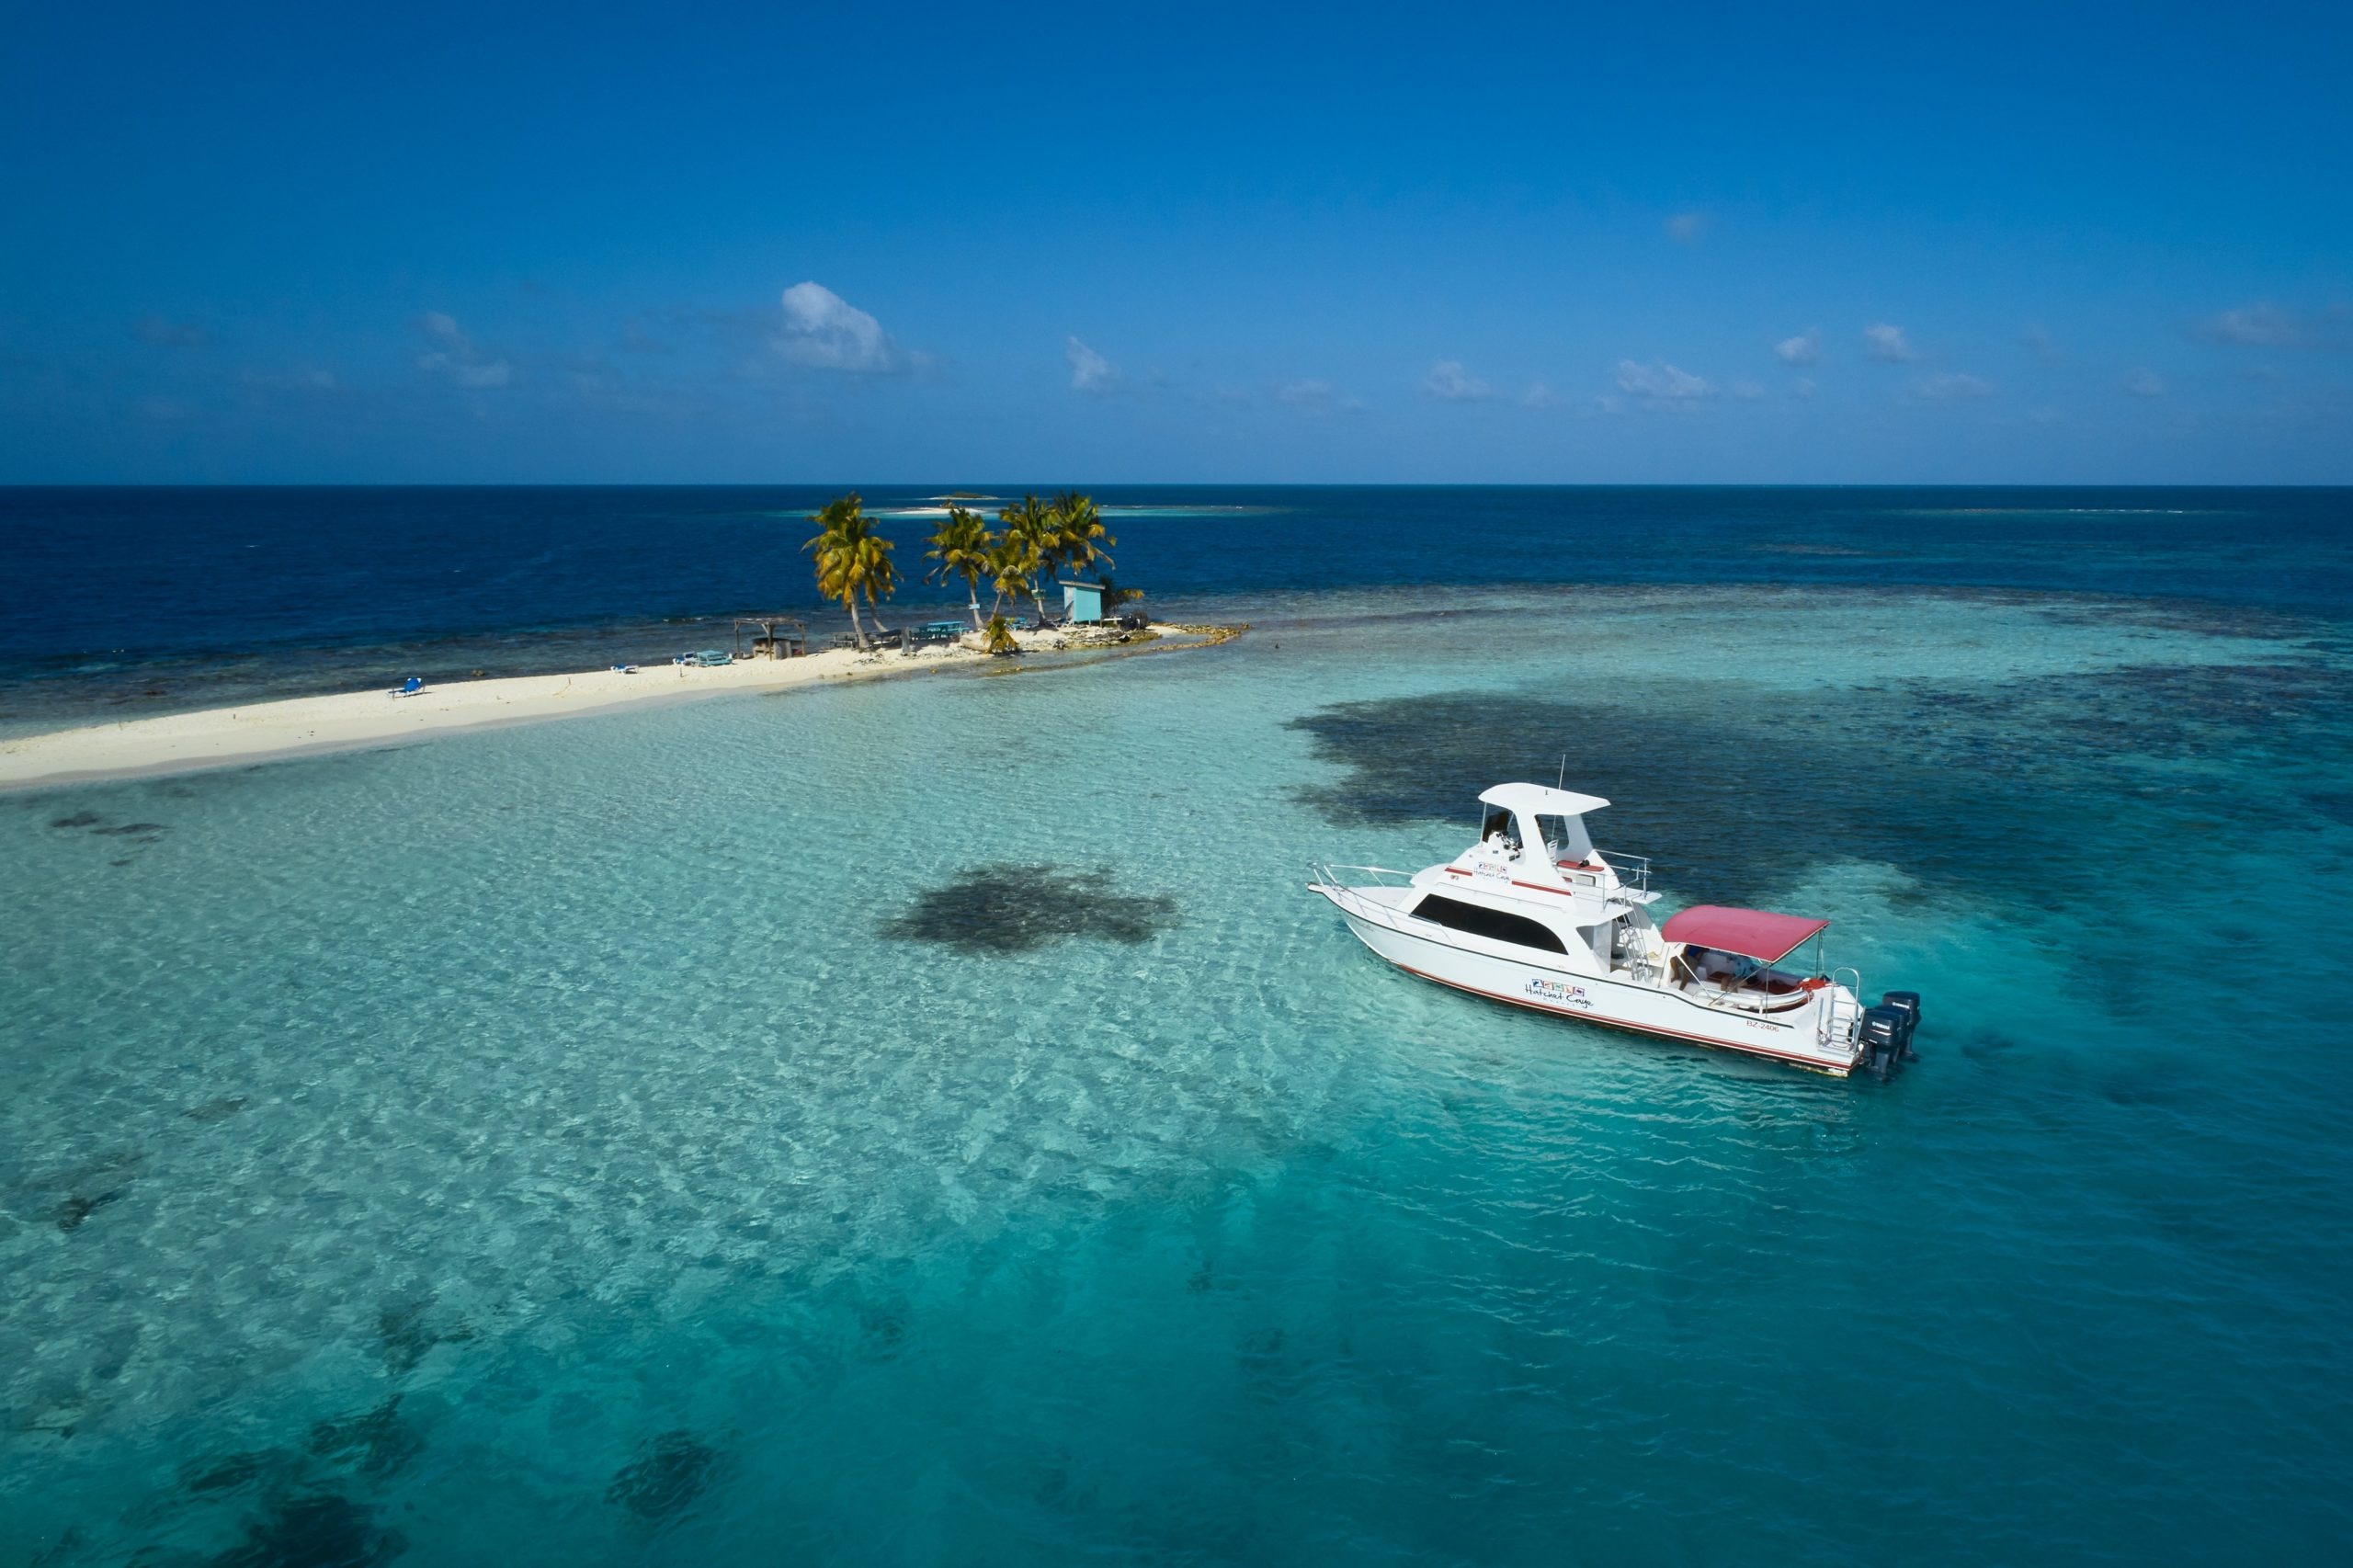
<box><xmin>1472</xmin><ymin>860</ymin><xmax>1507</xmax><ymax>880</ymax></box>
<box><xmin>1525</xmin><ymin>977</ymin><xmax>1593</xmax><ymax>1008</ymax></box>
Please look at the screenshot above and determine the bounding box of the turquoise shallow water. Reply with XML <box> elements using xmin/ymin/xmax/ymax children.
<box><xmin>4</xmin><ymin>583</ymin><xmax>2351</xmax><ymax>1563</ymax></box>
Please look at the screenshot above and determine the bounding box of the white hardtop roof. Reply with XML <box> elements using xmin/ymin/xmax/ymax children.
<box><xmin>1478</xmin><ymin>782</ymin><xmax>1610</xmax><ymax>817</ymax></box>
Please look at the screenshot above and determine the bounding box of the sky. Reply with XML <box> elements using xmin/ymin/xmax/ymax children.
<box><xmin>2</xmin><ymin>1</ymin><xmax>2349</xmax><ymax>484</ymax></box>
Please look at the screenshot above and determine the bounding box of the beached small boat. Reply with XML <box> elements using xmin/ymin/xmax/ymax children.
<box><xmin>1309</xmin><ymin>783</ymin><xmax>1919</xmax><ymax>1077</ymax></box>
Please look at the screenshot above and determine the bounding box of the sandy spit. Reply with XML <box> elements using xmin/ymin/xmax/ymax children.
<box><xmin>0</xmin><ymin>627</ymin><xmax>1230</xmax><ymax>790</ymax></box>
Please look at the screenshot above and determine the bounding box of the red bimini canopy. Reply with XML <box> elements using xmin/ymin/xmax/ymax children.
<box><xmin>1660</xmin><ymin>904</ymin><xmax>1831</xmax><ymax>963</ymax></box>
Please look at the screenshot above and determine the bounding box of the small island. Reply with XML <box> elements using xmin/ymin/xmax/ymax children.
<box><xmin>0</xmin><ymin>491</ymin><xmax>1240</xmax><ymax>789</ymax></box>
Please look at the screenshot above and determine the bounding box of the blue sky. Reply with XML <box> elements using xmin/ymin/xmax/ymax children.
<box><xmin>3</xmin><ymin>1</ymin><xmax>2348</xmax><ymax>483</ymax></box>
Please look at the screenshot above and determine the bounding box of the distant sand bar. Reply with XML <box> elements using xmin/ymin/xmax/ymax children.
<box><xmin>0</xmin><ymin>626</ymin><xmax>1234</xmax><ymax>790</ymax></box>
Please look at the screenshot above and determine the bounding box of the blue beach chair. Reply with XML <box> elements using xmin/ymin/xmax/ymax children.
<box><xmin>390</xmin><ymin>676</ymin><xmax>424</xmax><ymax>698</ymax></box>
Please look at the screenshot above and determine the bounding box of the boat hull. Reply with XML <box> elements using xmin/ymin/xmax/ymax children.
<box><xmin>1330</xmin><ymin>899</ymin><xmax>1861</xmax><ymax>1075</ymax></box>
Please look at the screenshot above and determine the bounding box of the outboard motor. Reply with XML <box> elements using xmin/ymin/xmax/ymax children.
<box><xmin>1881</xmin><ymin>991</ymin><xmax>1922</xmax><ymax>1061</ymax></box>
<box><xmin>1859</xmin><ymin>1006</ymin><xmax>1907</xmax><ymax>1081</ymax></box>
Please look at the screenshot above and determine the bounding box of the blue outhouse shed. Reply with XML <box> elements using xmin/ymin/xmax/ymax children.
<box><xmin>1060</xmin><ymin>579</ymin><xmax>1108</xmax><ymax>624</ymax></box>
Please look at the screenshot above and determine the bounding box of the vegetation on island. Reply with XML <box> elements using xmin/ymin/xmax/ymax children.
<box><xmin>925</xmin><ymin>506</ymin><xmax>994</xmax><ymax>631</ymax></box>
<box><xmin>803</xmin><ymin>493</ymin><xmax>899</xmax><ymax>652</ymax></box>
<box><xmin>806</xmin><ymin>490</ymin><xmax>1119</xmax><ymax>653</ymax></box>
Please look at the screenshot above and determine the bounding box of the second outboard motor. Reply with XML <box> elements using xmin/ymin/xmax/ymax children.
<box><xmin>1859</xmin><ymin>1005</ymin><xmax>1907</xmax><ymax>1080</ymax></box>
<box><xmin>1881</xmin><ymin>991</ymin><xmax>1922</xmax><ymax>1060</ymax></box>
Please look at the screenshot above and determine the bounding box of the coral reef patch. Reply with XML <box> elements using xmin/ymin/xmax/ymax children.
<box><xmin>881</xmin><ymin>863</ymin><xmax>1178</xmax><ymax>954</ymax></box>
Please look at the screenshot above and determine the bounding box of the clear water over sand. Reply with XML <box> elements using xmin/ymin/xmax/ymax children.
<box><xmin>5</xmin><ymin>580</ymin><xmax>2348</xmax><ymax>1562</ymax></box>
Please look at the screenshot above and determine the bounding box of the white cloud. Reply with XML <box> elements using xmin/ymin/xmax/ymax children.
<box><xmin>1277</xmin><ymin>379</ymin><xmax>1365</xmax><ymax>415</ymax></box>
<box><xmin>244</xmin><ymin>366</ymin><xmax>339</xmax><ymax>392</ymax></box>
<box><xmin>1522</xmin><ymin>381</ymin><xmax>1558</xmax><ymax>408</ymax></box>
<box><xmin>1864</xmin><ymin>324</ymin><xmax>1915</xmax><ymax>362</ymax></box>
<box><xmin>2198</xmin><ymin>301</ymin><xmax>2353</xmax><ymax>349</ymax></box>
<box><xmin>1912</xmin><ymin>371</ymin><xmax>1993</xmax><ymax>401</ymax></box>
<box><xmin>1615</xmin><ymin>359</ymin><xmax>1713</xmax><ymax>402</ymax></box>
<box><xmin>1791</xmin><ymin>377</ymin><xmax>1817</xmax><ymax>399</ymax></box>
<box><xmin>415</xmin><ymin>312</ymin><xmax>514</xmax><ymax>388</ymax></box>
<box><xmin>2120</xmin><ymin>368</ymin><xmax>2167</xmax><ymax>397</ymax></box>
<box><xmin>1729</xmin><ymin>380</ymin><xmax>1766</xmax><ymax>402</ymax></box>
<box><xmin>1422</xmin><ymin>360</ymin><xmax>1493</xmax><ymax>402</ymax></box>
<box><xmin>1774</xmin><ymin>330</ymin><xmax>1819</xmax><ymax>365</ymax></box>
<box><xmin>1665</xmin><ymin>210</ymin><xmax>1710</xmax><ymax>244</ymax></box>
<box><xmin>135</xmin><ymin>316</ymin><xmax>209</xmax><ymax>348</ymax></box>
<box><xmin>2199</xmin><ymin>302</ymin><xmax>2301</xmax><ymax>347</ymax></box>
<box><xmin>1065</xmin><ymin>335</ymin><xmax>1117</xmax><ymax>394</ymax></box>
<box><xmin>775</xmin><ymin>281</ymin><xmax>915</xmax><ymax>372</ymax></box>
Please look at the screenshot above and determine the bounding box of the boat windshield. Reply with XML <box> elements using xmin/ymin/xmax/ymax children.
<box><xmin>1535</xmin><ymin>812</ymin><xmax>1593</xmax><ymax>863</ymax></box>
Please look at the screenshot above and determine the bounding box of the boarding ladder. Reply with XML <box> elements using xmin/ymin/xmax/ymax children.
<box><xmin>1818</xmin><ymin>967</ymin><xmax>1865</xmax><ymax>1053</ymax></box>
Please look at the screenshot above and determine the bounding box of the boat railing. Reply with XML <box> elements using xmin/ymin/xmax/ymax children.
<box><xmin>1307</xmin><ymin>862</ymin><xmax>1421</xmax><ymax>919</ymax></box>
<box><xmin>1594</xmin><ymin>848</ymin><xmax>1653</xmax><ymax>895</ymax></box>
<box><xmin>1310</xmin><ymin>862</ymin><xmax>1418</xmax><ymax>889</ymax></box>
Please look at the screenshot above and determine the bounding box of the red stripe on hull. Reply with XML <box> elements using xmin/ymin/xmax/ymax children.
<box><xmin>1391</xmin><ymin>960</ymin><xmax>1852</xmax><ymax>1075</ymax></box>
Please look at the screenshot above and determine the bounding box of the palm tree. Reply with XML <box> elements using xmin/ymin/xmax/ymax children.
<box><xmin>804</xmin><ymin>493</ymin><xmax>899</xmax><ymax>652</ymax></box>
<box><xmin>1049</xmin><ymin>491</ymin><xmax>1115</xmax><ymax>582</ymax></box>
<box><xmin>985</xmin><ymin>528</ymin><xmax>1040</xmax><ymax>623</ymax></box>
<box><xmin>995</xmin><ymin>494</ymin><xmax>1061</xmax><ymax>625</ymax></box>
<box><xmin>926</xmin><ymin>506</ymin><xmax>994</xmax><ymax>631</ymax></box>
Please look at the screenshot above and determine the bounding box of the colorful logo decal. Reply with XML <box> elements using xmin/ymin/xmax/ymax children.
<box><xmin>1525</xmin><ymin>977</ymin><xmax>1593</xmax><ymax>1008</ymax></box>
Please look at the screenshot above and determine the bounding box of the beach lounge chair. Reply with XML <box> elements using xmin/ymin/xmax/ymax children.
<box><xmin>389</xmin><ymin>676</ymin><xmax>424</xmax><ymax>698</ymax></box>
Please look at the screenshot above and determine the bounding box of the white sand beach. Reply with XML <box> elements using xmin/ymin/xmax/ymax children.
<box><xmin>0</xmin><ymin>627</ymin><xmax>1227</xmax><ymax>790</ymax></box>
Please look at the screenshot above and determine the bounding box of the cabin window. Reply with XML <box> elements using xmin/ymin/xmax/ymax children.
<box><xmin>1479</xmin><ymin>805</ymin><xmax>1517</xmax><ymax>846</ymax></box>
<box><xmin>1410</xmin><ymin>894</ymin><xmax>1569</xmax><ymax>953</ymax></box>
<box><xmin>1535</xmin><ymin>812</ymin><xmax>1592</xmax><ymax>863</ymax></box>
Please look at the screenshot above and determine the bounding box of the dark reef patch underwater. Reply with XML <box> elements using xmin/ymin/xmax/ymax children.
<box><xmin>606</xmin><ymin>1429</ymin><xmax>722</xmax><ymax>1521</ymax></box>
<box><xmin>305</xmin><ymin>1397</ymin><xmax>422</xmax><ymax>1481</ymax></box>
<box><xmin>207</xmin><ymin>1491</ymin><xmax>404</xmax><ymax>1568</ymax></box>
<box><xmin>1286</xmin><ymin>615</ymin><xmax>2350</xmax><ymax>917</ymax></box>
<box><xmin>881</xmin><ymin>863</ymin><xmax>1180</xmax><ymax>953</ymax></box>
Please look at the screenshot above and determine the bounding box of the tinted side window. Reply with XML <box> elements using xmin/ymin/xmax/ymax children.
<box><xmin>1411</xmin><ymin>894</ymin><xmax>1569</xmax><ymax>954</ymax></box>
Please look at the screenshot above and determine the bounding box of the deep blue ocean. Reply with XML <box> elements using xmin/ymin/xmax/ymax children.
<box><xmin>3</xmin><ymin>487</ymin><xmax>2351</xmax><ymax>1564</ymax></box>
<box><xmin>3</xmin><ymin>486</ymin><xmax>2349</xmax><ymax>729</ymax></box>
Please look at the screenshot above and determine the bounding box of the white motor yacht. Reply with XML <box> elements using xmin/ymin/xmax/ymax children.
<box><xmin>1308</xmin><ymin>782</ymin><xmax>1919</xmax><ymax>1077</ymax></box>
